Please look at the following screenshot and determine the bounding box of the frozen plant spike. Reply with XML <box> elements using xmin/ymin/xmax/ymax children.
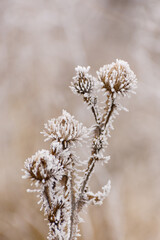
<box><xmin>23</xmin><ymin>60</ymin><xmax>137</xmax><ymax>240</ymax></box>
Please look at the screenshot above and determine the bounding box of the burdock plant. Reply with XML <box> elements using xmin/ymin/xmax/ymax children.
<box><xmin>22</xmin><ymin>59</ymin><xmax>137</xmax><ymax>240</ymax></box>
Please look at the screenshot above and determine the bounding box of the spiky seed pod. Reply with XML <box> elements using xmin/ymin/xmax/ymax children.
<box><xmin>97</xmin><ymin>59</ymin><xmax>137</xmax><ymax>97</ymax></box>
<box><xmin>23</xmin><ymin>150</ymin><xmax>63</xmax><ymax>182</ymax></box>
<box><xmin>71</xmin><ymin>66</ymin><xmax>94</xmax><ymax>95</ymax></box>
<box><xmin>42</xmin><ymin>110</ymin><xmax>89</xmax><ymax>146</ymax></box>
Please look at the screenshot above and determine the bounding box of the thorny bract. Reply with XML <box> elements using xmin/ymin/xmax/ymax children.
<box><xmin>22</xmin><ymin>59</ymin><xmax>137</xmax><ymax>240</ymax></box>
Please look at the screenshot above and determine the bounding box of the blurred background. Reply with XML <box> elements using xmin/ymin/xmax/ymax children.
<box><xmin>0</xmin><ymin>0</ymin><xmax>160</xmax><ymax>239</ymax></box>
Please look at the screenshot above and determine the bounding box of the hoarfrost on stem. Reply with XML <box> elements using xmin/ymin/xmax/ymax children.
<box><xmin>23</xmin><ymin>59</ymin><xmax>137</xmax><ymax>240</ymax></box>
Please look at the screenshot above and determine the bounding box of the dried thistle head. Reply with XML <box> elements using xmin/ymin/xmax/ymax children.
<box><xmin>23</xmin><ymin>150</ymin><xmax>63</xmax><ymax>182</ymax></box>
<box><xmin>71</xmin><ymin>66</ymin><xmax>94</xmax><ymax>95</ymax></box>
<box><xmin>97</xmin><ymin>59</ymin><xmax>137</xmax><ymax>97</ymax></box>
<box><xmin>42</xmin><ymin>110</ymin><xmax>89</xmax><ymax>146</ymax></box>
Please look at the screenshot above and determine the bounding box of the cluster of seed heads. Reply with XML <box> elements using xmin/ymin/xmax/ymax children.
<box><xmin>23</xmin><ymin>59</ymin><xmax>137</xmax><ymax>240</ymax></box>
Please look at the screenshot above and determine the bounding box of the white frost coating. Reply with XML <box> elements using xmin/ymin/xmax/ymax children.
<box><xmin>86</xmin><ymin>180</ymin><xmax>111</xmax><ymax>206</ymax></box>
<box><xmin>70</xmin><ymin>65</ymin><xmax>95</xmax><ymax>95</ymax></box>
<box><xmin>41</xmin><ymin>110</ymin><xmax>89</xmax><ymax>145</ymax></box>
<box><xmin>97</xmin><ymin>59</ymin><xmax>137</xmax><ymax>96</ymax></box>
<box><xmin>23</xmin><ymin>149</ymin><xmax>64</xmax><ymax>182</ymax></box>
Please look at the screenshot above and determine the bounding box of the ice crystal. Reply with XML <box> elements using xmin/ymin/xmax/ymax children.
<box><xmin>23</xmin><ymin>60</ymin><xmax>137</xmax><ymax>240</ymax></box>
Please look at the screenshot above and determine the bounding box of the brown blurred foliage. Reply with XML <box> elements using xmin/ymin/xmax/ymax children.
<box><xmin>0</xmin><ymin>0</ymin><xmax>160</xmax><ymax>240</ymax></box>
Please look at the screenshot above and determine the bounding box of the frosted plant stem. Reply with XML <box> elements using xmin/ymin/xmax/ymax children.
<box><xmin>91</xmin><ymin>104</ymin><xmax>101</xmax><ymax>125</ymax></box>
<box><xmin>103</xmin><ymin>98</ymin><xmax>116</xmax><ymax>130</ymax></box>
<box><xmin>89</xmin><ymin>96</ymin><xmax>101</xmax><ymax>125</ymax></box>
<box><xmin>78</xmin><ymin>157</ymin><xmax>96</xmax><ymax>208</ymax></box>
<box><xmin>69</xmin><ymin>171</ymin><xmax>75</xmax><ymax>240</ymax></box>
<box><xmin>78</xmin><ymin>97</ymin><xmax>116</xmax><ymax>208</ymax></box>
<box><xmin>83</xmin><ymin>95</ymin><xmax>100</xmax><ymax>125</ymax></box>
<box><xmin>44</xmin><ymin>185</ymin><xmax>52</xmax><ymax>210</ymax></box>
<box><xmin>91</xmin><ymin>105</ymin><xmax>98</xmax><ymax>123</ymax></box>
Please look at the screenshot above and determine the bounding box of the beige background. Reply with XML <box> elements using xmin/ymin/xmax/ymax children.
<box><xmin>0</xmin><ymin>0</ymin><xmax>160</xmax><ymax>239</ymax></box>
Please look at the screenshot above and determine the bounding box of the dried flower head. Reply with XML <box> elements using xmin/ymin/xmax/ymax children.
<box><xmin>97</xmin><ymin>59</ymin><xmax>137</xmax><ymax>96</ymax></box>
<box><xmin>23</xmin><ymin>150</ymin><xmax>63</xmax><ymax>182</ymax></box>
<box><xmin>71</xmin><ymin>66</ymin><xmax>94</xmax><ymax>95</ymax></box>
<box><xmin>42</xmin><ymin>110</ymin><xmax>88</xmax><ymax>146</ymax></box>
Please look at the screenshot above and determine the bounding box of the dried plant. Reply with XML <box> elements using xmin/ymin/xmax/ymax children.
<box><xmin>22</xmin><ymin>59</ymin><xmax>137</xmax><ymax>240</ymax></box>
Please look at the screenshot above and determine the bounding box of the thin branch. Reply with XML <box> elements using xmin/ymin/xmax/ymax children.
<box><xmin>69</xmin><ymin>170</ymin><xmax>75</xmax><ymax>240</ymax></box>
<box><xmin>102</xmin><ymin>99</ymin><xmax>116</xmax><ymax>130</ymax></box>
<box><xmin>78</xmin><ymin>157</ymin><xmax>96</xmax><ymax>204</ymax></box>
<box><xmin>44</xmin><ymin>185</ymin><xmax>52</xmax><ymax>209</ymax></box>
<box><xmin>91</xmin><ymin>104</ymin><xmax>101</xmax><ymax>124</ymax></box>
<box><xmin>84</xmin><ymin>95</ymin><xmax>101</xmax><ymax>125</ymax></box>
<box><xmin>77</xmin><ymin>97</ymin><xmax>116</xmax><ymax>207</ymax></box>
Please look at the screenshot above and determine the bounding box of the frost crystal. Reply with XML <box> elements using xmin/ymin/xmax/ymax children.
<box><xmin>23</xmin><ymin>60</ymin><xmax>137</xmax><ymax>240</ymax></box>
